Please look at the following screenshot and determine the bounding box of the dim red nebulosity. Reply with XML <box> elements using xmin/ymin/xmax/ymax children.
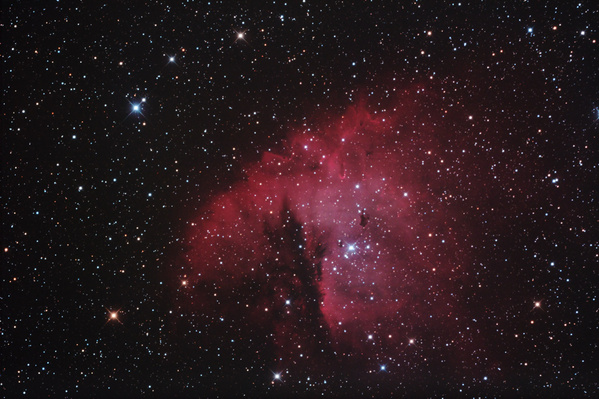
<box><xmin>184</xmin><ymin>90</ymin><xmax>479</xmax><ymax>370</ymax></box>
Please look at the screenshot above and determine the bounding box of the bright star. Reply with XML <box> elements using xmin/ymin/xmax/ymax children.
<box><xmin>234</xmin><ymin>30</ymin><xmax>247</xmax><ymax>43</ymax></box>
<box><xmin>532</xmin><ymin>300</ymin><xmax>545</xmax><ymax>311</ymax></box>
<box><xmin>271</xmin><ymin>371</ymin><xmax>283</xmax><ymax>383</ymax></box>
<box><xmin>106</xmin><ymin>308</ymin><xmax>123</xmax><ymax>324</ymax></box>
<box><xmin>123</xmin><ymin>98</ymin><xmax>147</xmax><ymax>121</ymax></box>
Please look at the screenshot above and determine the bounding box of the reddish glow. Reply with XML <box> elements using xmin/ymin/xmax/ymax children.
<box><xmin>185</xmin><ymin>95</ymin><xmax>473</xmax><ymax>359</ymax></box>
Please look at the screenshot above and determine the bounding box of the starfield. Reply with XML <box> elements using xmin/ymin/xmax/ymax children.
<box><xmin>2</xmin><ymin>1</ymin><xmax>597</xmax><ymax>398</ymax></box>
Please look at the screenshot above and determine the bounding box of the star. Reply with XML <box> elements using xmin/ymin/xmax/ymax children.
<box><xmin>234</xmin><ymin>30</ymin><xmax>247</xmax><ymax>43</ymax></box>
<box><xmin>124</xmin><ymin>99</ymin><xmax>146</xmax><ymax>120</ymax></box>
<box><xmin>106</xmin><ymin>308</ymin><xmax>123</xmax><ymax>324</ymax></box>
<box><xmin>271</xmin><ymin>371</ymin><xmax>284</xmax><ymax>384</ymax></box>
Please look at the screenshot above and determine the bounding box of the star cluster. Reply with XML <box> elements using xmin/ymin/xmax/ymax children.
<box><xmin>2</xmin><ymin>1</ymin><xmax>597</xmax><ymax>398</ymax></box>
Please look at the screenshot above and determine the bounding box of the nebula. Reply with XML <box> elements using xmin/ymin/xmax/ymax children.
<box><xmin>184</xmin><ymin>94</ymin><xmax>476</xmax><ymax>369</ymax></box>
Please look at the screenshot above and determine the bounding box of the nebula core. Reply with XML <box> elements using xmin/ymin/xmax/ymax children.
<box><xmin>185</xmin><ymin>93</ymin><xmax>479</xmax><ymax>375</ymax></box>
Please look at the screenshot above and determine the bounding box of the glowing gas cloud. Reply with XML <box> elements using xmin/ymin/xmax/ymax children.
<box><xmin>185</xmin><ymin>93</ymin><xmax>477</xmax><ymax>367</ymax></box>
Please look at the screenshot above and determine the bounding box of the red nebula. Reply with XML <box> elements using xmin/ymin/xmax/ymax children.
<box><xmin>184</xmin><ymin>95</ymin><xmax>473</xmax><ymax>360</ymax></box>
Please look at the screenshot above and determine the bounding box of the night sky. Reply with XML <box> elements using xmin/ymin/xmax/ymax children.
<box><xmin>2</xmin><ymin>1</ymin><xmax>598</xmax><ymax>398</ymax></box>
